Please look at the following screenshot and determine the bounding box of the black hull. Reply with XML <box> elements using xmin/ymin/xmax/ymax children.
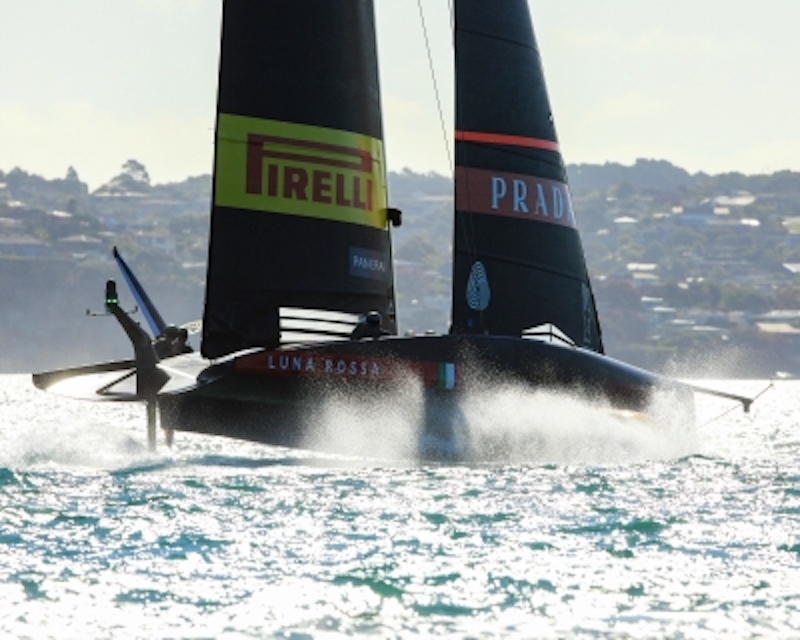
<box><xmin>159</xmin><ymin>335</ymin><xmax>693</xmax><ymax>454</ymax></box>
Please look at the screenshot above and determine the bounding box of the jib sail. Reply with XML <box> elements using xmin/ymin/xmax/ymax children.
<box><xmin>450</xmin><ymin>0</ymin><xmax>603</xmax><ymax>352</ymax></box>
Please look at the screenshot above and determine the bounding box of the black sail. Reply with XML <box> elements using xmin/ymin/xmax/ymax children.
<box><xmin>451</xmin><ymin>0</ymin><xmax>603</xmax><ymax>352</ymax></box>
<box><xmin>201</xmin><ymin>0</ymin><xmax>396</xmax><ymax>359</ymax></box>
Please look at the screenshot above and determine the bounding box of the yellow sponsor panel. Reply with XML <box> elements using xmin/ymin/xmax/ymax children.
<box><xmin>214</xmin><ymin>113</ymin><xmax>388</xmax><ymax>228</ymax></box>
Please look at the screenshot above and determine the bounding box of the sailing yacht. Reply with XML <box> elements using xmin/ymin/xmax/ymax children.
<box><xmin>36</xmin><ymin>0</ymin><xmax>729</xmax><ymax>454</ymax></box>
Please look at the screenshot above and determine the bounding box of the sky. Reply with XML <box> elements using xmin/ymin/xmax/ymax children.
<box><xmin>1</xmin><ymin>1</ymin><xmax>799</xmax><ymax>190</ymax></box>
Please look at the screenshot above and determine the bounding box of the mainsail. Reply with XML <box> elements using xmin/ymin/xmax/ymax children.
<box><xmin>450</xmin><ymin>0</ymin><xmax>603</xmax><ymax>352</ymax></box>
<box><xmin>202</xmin><ymin>0</ymin><xmax>397</xmax><ymax>359</ymax></box>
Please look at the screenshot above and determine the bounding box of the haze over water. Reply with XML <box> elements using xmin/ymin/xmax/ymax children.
<box><xmin>1</xmin><ymin>374</ymin><xmax>798</xmax><ymax>637</ymax></box>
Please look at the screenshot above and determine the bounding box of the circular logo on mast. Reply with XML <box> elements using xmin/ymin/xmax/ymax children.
<box><xmin>466</xmin><ymin>261</ymin><xmax>491</xmax><ymax>311</ymax></box>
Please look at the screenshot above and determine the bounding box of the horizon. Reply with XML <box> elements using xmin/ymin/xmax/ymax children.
<box><xmin>2</xmin><ymin>1</ymin><xmax>799</xmax><ymax>190</ymax></box>
<box><xmin>4</xmin><ymin>157</ymin><xmax>797</xmax><ymax>192</ymax></box>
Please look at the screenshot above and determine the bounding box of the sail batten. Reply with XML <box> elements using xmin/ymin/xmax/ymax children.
<box><xmin>451</xmin><ymin>0</ymin><xmax>603</xmax><ymax>353</ymax></box>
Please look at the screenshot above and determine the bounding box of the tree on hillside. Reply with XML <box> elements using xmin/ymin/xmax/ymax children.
<box><xmin>3</xmin><ymin>167</ymin><xmax>90</xmax><ymax>213</ymax></box>
<box><xmin>95</xmin><ymin>160</ymin><xmax>151</xmax><ymax>195</ymax></box>
<box><xmin>122</xmin><ymin>160</ymin><xmax>150</xmax><ymax>185</ymax></box>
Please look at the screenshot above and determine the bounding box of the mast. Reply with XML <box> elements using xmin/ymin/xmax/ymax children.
<box><xmin>451</xmin><ymin>0</ymin><xmax>603</xmax><ymax>352</ymax></box>
<box><xmin>201</xmin><ymin>0</ymin><xmax>396</xmax><ymax>359</ymax></box>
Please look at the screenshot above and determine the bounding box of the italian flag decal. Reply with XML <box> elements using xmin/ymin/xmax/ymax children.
<box><xmin>437</xmin><ymin>363</ymin><xmax>456</xmax><ymax>390</ymax></box>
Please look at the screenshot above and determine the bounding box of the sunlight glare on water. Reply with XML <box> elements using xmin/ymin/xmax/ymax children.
<box><xmin>1</xmin><ymin>374</ymin><xmax>799</xmax><ymax>637</ymax></box>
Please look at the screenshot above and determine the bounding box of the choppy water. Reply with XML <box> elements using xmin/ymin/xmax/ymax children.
<box><xmin>1</xmin><ymin>373</ymin><xmax>798</xmax><ymax>638</ymax></box>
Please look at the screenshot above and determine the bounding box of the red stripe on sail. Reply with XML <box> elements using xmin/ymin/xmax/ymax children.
<box><xmin>455</xmin><ymin>130</ymin><xmax>560</xmax><ymax>152</ymax></box>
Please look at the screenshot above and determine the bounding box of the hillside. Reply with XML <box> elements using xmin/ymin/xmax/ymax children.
<box><xmin>3</xmin><ymin>159</ymin><xmax>800</xmax><ymax>376</ymax></box>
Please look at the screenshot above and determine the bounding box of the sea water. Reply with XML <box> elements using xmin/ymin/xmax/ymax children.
<box><xmin>0</xmin><ymin>373</ymin><xmax>798</xmax><ymax>638</ymax></box>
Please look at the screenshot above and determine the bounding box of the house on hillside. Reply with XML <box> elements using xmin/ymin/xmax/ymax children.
<box><xmin>56</xmin><ymin>234</ymin><xmax>105</xmax><ymax>260</ymax></box>
<box><xmin>132</xmin><ymin>228</ymin><xmax>177</xmax><ymax>258</ymax></box>
<box><xmin>0</xmin><ymin>235</ymin><xmax>51</xmax><ymax>257</ymax></box>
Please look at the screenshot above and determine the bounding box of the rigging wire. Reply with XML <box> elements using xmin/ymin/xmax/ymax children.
<box><xmin>435</xmin><ymin>0</ymin><xmax>484</xmax><ymax>332</ymax></box>
<box><xmin>416</xmin><ymin>0</ymin><xmax>474</xmax><ymax>333</ymax></box>
<box><xmin>447</xmin><ymin>2</ymin><xmax>485</xmax><ymax>333</ymax></box>
<box><xmin>447</xmin><ymin>0</ymin><xmax>454</xmax><ymax>33</ymax></box>
<box><xmin>416</xmin><ymin>0</ymin><xmax>452</xmax><ymax>170</ymax></box>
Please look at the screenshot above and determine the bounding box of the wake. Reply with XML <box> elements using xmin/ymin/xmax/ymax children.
<box><xmin>301</xmin><ymin>378</ymin><xmax>699</xmax><ymax>464</ymax></box>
